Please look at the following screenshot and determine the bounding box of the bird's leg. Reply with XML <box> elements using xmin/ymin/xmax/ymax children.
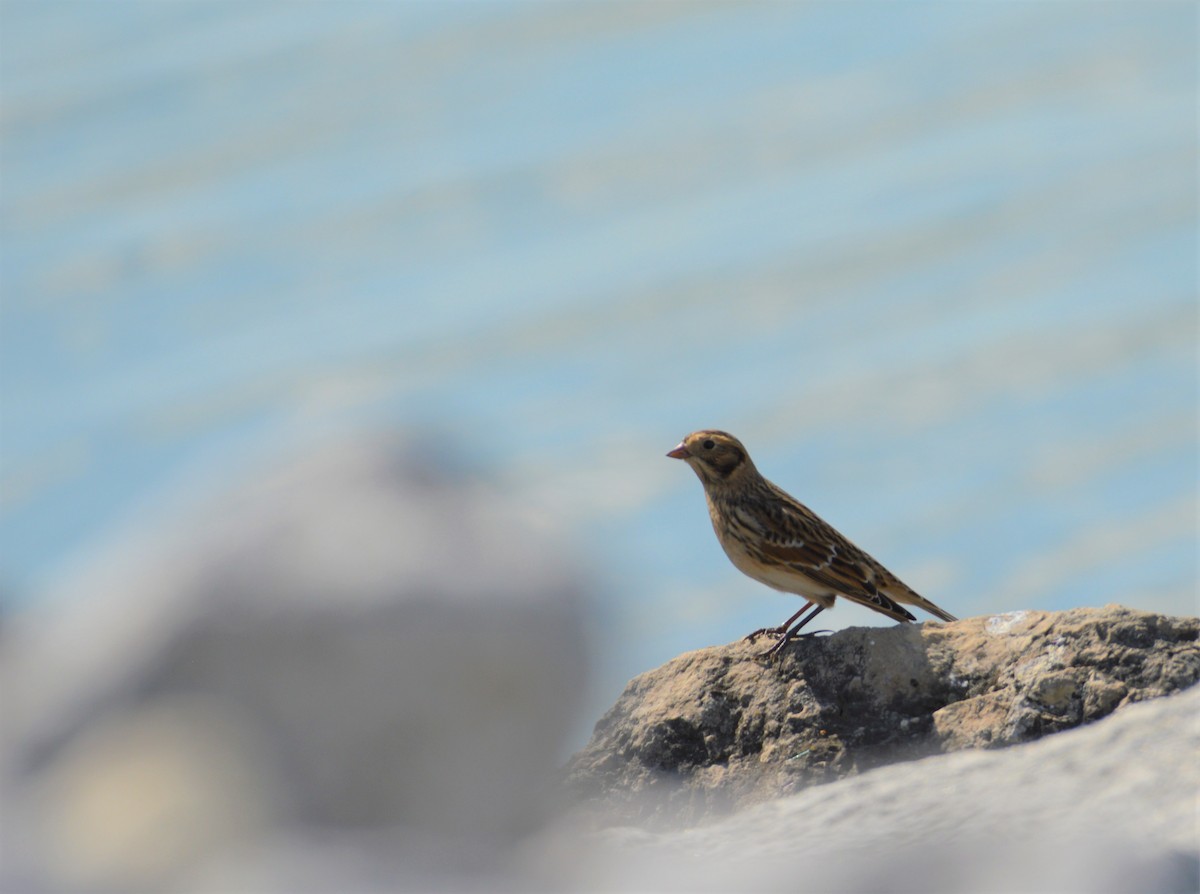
<box><xmin>761</xmin><ymin>605</ymin><xmax>826</xmax><ymax>659</ymax></box>
<box><xmin>743</xmin><ymin>603</ymin><xmax>812</xmax><ymax>642</ymax></box>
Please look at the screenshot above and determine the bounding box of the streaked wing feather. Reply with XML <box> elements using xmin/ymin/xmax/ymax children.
<box><xmin>840</xmin><ymin>590</ymin><xmax>916</xmax><ymax>622</ymax></box>
<box><xmin>758</xmin><ymin>539</ymin><xmax>837</xmax><ymax>571</ymax></box>
<box><xmin>758</xmin><ymin>540</ymin><xmax>869</xmax><ymax>596</ymax></box>
<box><xmin>724</xmin><ymin>477</ymin><xmax>943</xmax><ymax>624</ymax></box>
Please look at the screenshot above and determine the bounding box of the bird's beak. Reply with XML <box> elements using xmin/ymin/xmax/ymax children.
<box><xmin>666</xmin><ymin>442</ymin><xmax>690</xmax><ymax>459</ymax></box>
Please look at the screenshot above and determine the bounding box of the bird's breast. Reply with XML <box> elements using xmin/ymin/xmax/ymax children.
<box><xmin>706</xmin><ymin>496</ymin><xmax>833</xmax><ymax>603</ymax></box>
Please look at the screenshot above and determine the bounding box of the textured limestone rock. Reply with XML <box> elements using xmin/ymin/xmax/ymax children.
<box><xmin>566</xmin><ymin>606</ymin><xmax>1199</xmax><ymax>823</ymax></box>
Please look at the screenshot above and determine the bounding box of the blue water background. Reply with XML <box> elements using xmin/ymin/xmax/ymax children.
<box><xmin>2</xmin><ymin>1</ymin><xmax>1196</xmax><ymax>715</ymax></box>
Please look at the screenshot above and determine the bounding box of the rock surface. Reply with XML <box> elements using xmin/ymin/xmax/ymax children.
<box><xmin>566</xmin><ymin>605</ymin><xmax>1199</xmax><ymax>823</ymax></box>
<box><xmin>560</xmin><ymin>685</ymin><xmax>1200</xmax><ymax>894</ymax></box>
<box><xmin>2</xmin><ymin>434</ymin><xmax>591</xmax><ymax>893</ymax></box>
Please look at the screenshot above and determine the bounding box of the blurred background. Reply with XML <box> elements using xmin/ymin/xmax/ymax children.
<box><xmin>3</xmin><ymin>0</ymin><xmax>1198</xmax><ymax>720</ymax></box>
<box><xmin>0</xmin><ymin>1</ymin><xmax>1196</xmax><ymax>888</ymax></box>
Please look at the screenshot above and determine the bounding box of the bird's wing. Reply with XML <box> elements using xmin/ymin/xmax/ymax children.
<box><xmin>749</xmin><ymin>490</ymin><xmax>917</xmax><ymax>622</ymax></box>
<box><xmin>758</xmin><ymin>538</ymin><xmax>916</xmax><ymax>622</ymax></box>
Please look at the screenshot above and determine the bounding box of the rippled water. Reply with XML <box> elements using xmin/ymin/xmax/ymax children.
<box><xmin>2</xmin><ymin>2</ymin><xmax>1196</xmax><ymax>707</ymax></box>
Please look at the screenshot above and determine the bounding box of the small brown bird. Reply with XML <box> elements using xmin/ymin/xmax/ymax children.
<box><xmin>668</xmin><ymin>430</ymin><xmax>956</xmax><ymax>657</ymax></box>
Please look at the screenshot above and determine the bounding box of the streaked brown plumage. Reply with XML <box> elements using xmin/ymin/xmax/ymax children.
<box><xmin>667</xmin><ymin>430</ymin><xmax>956</xmax><ymax>656</ymax></box>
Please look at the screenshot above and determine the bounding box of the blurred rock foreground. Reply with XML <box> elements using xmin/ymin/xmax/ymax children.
<box><xmin>567</xmin><ymin>606</ymin><xmax>1199</xmax><ymax>823</ymax></box>
<box><xmin>2</xmin><ymin>432</ymin><xmax>1196</xmax><ymax>893</ymax></box>
<box><xmin>2</xmin><ymin>434</ymin><xmax>592</xmax><ymax>893</ymax></box>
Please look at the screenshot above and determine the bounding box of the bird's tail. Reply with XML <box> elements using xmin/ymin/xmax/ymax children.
<box><xmin>880</xmin><ymin>575</ymin><xmax>958</xmax><ymax>622</ymax></box>
<box><xmin>842</xmin><ymin>590</ymin><xmax>917</xmax><ymax>624</ymax></box>
<box><xmin>903</xmin><ymin>591</ymin><xmax>958</xmax><ymax>622</ymax></box>
<box><xmin>924</xmin><ymin>601</ymin><xmax>958</xmax><ymax>622</ymax></box>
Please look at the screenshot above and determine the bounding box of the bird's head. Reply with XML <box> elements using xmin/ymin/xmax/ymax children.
<box><xmin>667</xmin><ymin>430</ymin><xmax>755</xmax><ymax>486</ymax></box>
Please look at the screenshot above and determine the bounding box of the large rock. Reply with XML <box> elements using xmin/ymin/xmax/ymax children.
<box><xmin>554</xmin><ymin>685</ymin><xmax>1200</xmax><ymax>894</ymax></box>
<box><xmin>566</xmin><ymin>606</ymin><xmax>1199</xmax><ymax>823</ymax></box>
<box><xmin>2</xmin><ymin>434</ymin><xmax>591</xmax><ymax>893</ymax></box>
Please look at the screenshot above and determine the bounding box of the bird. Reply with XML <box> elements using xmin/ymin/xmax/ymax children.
<box><xmin>667</xmin><ymin>430</ymin><xmax>957</xmax><ymax>657</ymax></box>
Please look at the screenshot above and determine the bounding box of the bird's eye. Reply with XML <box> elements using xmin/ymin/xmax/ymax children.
<box><xmin>702</xmin><ymin>439</ymin><xmax>715</xmax><ymax>450</ymax></box>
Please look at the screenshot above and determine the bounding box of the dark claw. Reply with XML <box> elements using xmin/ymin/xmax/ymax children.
<box><xmin>751</xmin><ymin>605</ymin><xmax>828</xmax><ymax>657</ymax></box>
<box><xmin>758</xmin><ymin>628</ymin><xmax>832</xmax><ymax>660</ymax></box>
<box><xmin>743</xmin><ymin>625</ymin><xmax>788</xmax><ymax>642</ymax></box>
<box><xmin>759</xmin><ymin>637</ymin><xmax>790</xmax><ymax>661</ymax></box>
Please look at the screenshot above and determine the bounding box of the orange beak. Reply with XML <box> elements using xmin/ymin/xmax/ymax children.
<box><xmin>666</xmin><ymin>442</ymin><xmax>690</xmax><ymax>459</ymax></box>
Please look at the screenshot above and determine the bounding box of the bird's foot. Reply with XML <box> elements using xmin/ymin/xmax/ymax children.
<box><xmin>757</xmin><ymin>628</ymin><xmax>832</xmax><ymax>660</ymax></box>
<box><xmin>759</xmin><ymin>635</ymin><xmax>791</xmax><ymax>661</ymax></box>
<box><xmin>743</xmin><ymin>625</ymin><xmax>789</xmax><ymax>642</ymax></box>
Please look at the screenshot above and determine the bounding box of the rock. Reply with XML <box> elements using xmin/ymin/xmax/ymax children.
<box><xmin>557</xmin><ymin>685</ymin><xmax>1200</xmax><ymax>894</ymax></box>
<box><xmin>565</xmin><ymin>606</ymin><xmax>1199</xmax><ymax>824</ymax></box>
<box><xmin>2</xmin><ymin>433</ymin><xmax>591</xmax><ymax>893</ymax></box>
